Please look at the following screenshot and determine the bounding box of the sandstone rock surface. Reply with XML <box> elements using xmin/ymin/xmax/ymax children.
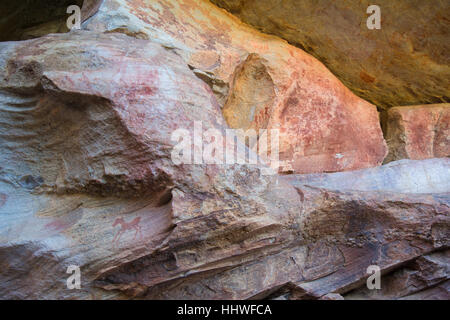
<box><xmin>384</xmin><ymin>104</ymin><xmax>450</xmax><ymax>162</ymax></box>
<box><xmin>0</xmin><ymin>29</ymin><xmax>447</xmax><ymax>298</ymax></box>
<box><xmin>83</xmin><ymin>0</ymin><xmax>387</xmax><ymax>174</ymax></box>
<box><xmin>211</xmin><ymin>0</ymin><xmax>450</xmax><ymax>109</ymax></box>
<box><xmin>0</xmin><ymin>0</ymin><xmax>448</xmax><ymax>301</ymax></box>
<box><xmin>132</xmin><ymin>162</ymin><xmax>450</xmax><ymax>299</ymax></box>
<box><xmin>283</xmin><ymin>158</ymin><xmax>450</xmax><ymax>194</ymax></box>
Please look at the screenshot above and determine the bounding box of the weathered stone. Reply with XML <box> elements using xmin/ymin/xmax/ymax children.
<box><xmin>345</xmin><ymin>250</ymin><xmax>450</xmax><ymax>300</ymax></box>
<box><xmin>399</xmin><ymin>280</ymin><xmax>450</xmax><ymax>300</ymax></box>
<box><xmin>384</xmin><ymin>104</ymin><xmax>450</xmax><ymax>162</ymax></box>
<box><xmin>83</xmin><ymin>0</ymin><xmax>387</xmax><ymax>174</ymax></box>
<box><xmin>282</xmin><ymin>187</ymin><xmax>449</xmax><ymax>299</ymax></box>
<box><xmin>0</xmin><ymin>1</ymin><xmax>448</xmax><ymax>301</ymax></box>
<box><xmin>125</xmin><ymin>182</ymin><xmax>449</xmax><ymax>299</ymax></box>
<box><xmin>211</xmin><ymin>0</ymin><xmax>450</xmax><ymax>109</ymax></box>
<box><xmin>97</xmin><ymin>159</ymin><xmax>449</xmax><ymax>299</ymax></box>
<box><xmin>283</xmin><ymin>158</ymin><xmax>450</xmax><ymax>194</ymax></box>
<box><xmin>0</xmin><ymin>0</ymin><xmax>103</xmax><ymax>41</ymax></box>
<box><xmin>319</xmin><ymin>293</ymin><xmax>345</xmax><ymax>300</ymax></box>
<box><xmin>0</xmin><ymin>31</ymin><xmax>300</xmax><ymax>299</ymax></box>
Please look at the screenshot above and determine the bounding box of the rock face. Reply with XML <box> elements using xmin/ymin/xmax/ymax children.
<box><xmin>0</xmin><ymin>29</ymin><xmax>447</xmax><ymax>298</ymax></box>
<box><xmin>211</xmin><ymin>0</ymin><xmax>450</xmax><ymax>109</ymax></box>
<box><xmin>283</xmin><ymin>158</ymin><xmax>450</xmax><ymax>194</ymax></box>
<box><xmin>83</xmin><ymin>0</ymin><xmax>387</xmax><ymax>174</ymax></box>
<box><xmin>384</xmin><ymin>104</ymin><xmax>450</xmax><ymax>162</ymax></box>
<box><xmin>279</xmin><ymin>161</ymin><xmax>449</xmax><ymax>300</ymax></box>
<box><xmin>0</xmin><ymin>31</ymin><xmax>303</xmax><ymax>300</ymax></box>
<box><xmin>0</xmin><ymin>0</ymin><xmax>448</xmax><ymax>301</ymax></box>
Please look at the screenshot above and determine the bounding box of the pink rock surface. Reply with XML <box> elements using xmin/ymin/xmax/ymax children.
<box><xmin>0</xmin><ymin>31</ymin><xmax>299</xmax><ymax>299</ymax></box>
<box><xmin>0</xmin><ymin>31</ymin><xmax>446</xmax><ymax>300</ymax></box>
<box><xmin>385</xmin><ymin>104</ymin><xmax>450</xmax><ymax>162</ymax></box>
<box><xmin>0</xmin><ymin>1</ymin><xmax>447</xmax><ymax>301</ymax></box>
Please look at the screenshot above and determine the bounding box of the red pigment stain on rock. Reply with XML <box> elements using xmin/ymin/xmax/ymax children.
<box><xmin>385</xmin><ymin>104</ymin><xmax>450</xmax><ymax>162</ymax></box>
<box><xmin>360</xmin><ymin>71</ymin><xmax>375</xmax><ymax>83</ymax></box>
<box><xmin>272</xmin><ymin>82</ymin><xmax>387</xmax><ymax>174</ymax></box>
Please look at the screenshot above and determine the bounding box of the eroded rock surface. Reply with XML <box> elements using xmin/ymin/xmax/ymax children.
<box><xmin>211</xmin><ymin>0</ymin><xmax>450</xmax><ymax>109</ymax></box>
<box><xmin>133</xmin><ymin>185</ymin><xmax>449</xmax><ymax>299</ymax></box>
<box><xmin>0</xmin><ymin>1</ymin><xmax>448</xmax><ymax>301</ymax></box>
<box><xmin>0</xmin><ymin>31</ymin><xmax>301</xmax><ymax>299</ymax></box>
<box><xmin>83</xmin><ymin>0</ymin><xmax>387</xmax><ymax>174</ymax></box>
<box><xmin>384</xmin><ymin>104</ymin><xmax>450</xmax><ymax>162</ymax></box>
<box><xmin>345</xmin><ymin>250</ymin><xmax>450</xmax><ymax>300</ymax></box>
<box><xmin>283</xmin><ymin>158</ymin><xmax>450</xmax><ymax>194</ymax></box>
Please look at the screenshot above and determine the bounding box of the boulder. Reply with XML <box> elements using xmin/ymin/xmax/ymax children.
<box><xmin>0</xmin><ymin>31</ymin><xmax>300</xmax><ymax>299</ymax></box>
<box><xmin>0</xmin><ymin>2</ymin><xmax>447</xmax><ymax>301</ymax></box>
<box><xmin>384</xmin><ymin>104</ymin><xmax>450</xmax><ymax>162</ymax></box>
<box><xmin>83</xmin><ymin>0</ymin><xmax>387</xmax><ymax>174</ymax></box>
<box><xmin>211</xmin><ymin>0</ymin><xmax>450</xmax><ymax>109</ymax></box>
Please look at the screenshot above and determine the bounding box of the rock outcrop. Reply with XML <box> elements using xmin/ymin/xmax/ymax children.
<box><xmin>83</xmin><ymin>0</ymin><xmax>387</xmax><ymax>174</ymax></box>
<box><xmin>283</xmin><ymin>158</ymin><xmax>450</xmax><ymax>194</ymax></box>
<box><xmin>0</xmin><ymin>30</ymin><xmax>447</xmax><ymax>299</ymax></box>
<box><xmin>0</xmin><ymin>31</ymin><xmax>301</xmax><ymax>299</ymax></box>
<box><xmin>345</xmin><ymin>250</ymin><xmax>450</xmax><ymax>300</ymax></box>
<box><xmin>0</xmin><ymin>0</ymin><xmax>448</xmax><ymax>301</ymax></box>
<box><xmin>211</xmin><ymin>0</ymin><xmax>450</xmax><ymax>109</ymax></box>
<box><xmin>384</xmin><ymin>104</ymin><xmax>450</xmax><ymax>162</ymax></box>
